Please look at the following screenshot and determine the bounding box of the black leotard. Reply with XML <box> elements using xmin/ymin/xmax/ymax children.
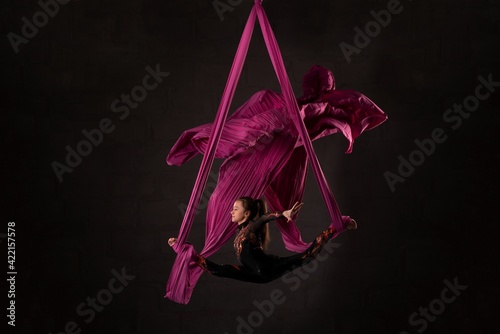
<box><xmin>196</xmin><ymin>212</ymin><xmax>334</xmax><ymax>283</ymax></box>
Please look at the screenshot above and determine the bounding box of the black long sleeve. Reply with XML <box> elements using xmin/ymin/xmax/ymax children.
<box><xmin>248</xmin><ymin>211</ymin><xmax>283</xmax><ymax>233</ymax></box>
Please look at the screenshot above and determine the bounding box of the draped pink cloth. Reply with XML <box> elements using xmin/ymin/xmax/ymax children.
<box><xmin>165</xmin><ymin>0</ymin><xmax>387</xmax><ymax>304</ymax></box>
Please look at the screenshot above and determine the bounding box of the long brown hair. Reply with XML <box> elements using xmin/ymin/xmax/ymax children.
<box><xmin>236</xmin><ymin>196</ymin><xmax>271</xmax><ymax>250</ymax></box>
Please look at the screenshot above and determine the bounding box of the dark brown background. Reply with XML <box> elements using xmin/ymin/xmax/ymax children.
<box><xmin>1</xmin><ymin>0</ymin><xmax>499</xmax><ymax>333</ymax></box>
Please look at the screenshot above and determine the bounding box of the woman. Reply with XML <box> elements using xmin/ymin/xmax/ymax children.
<box><xmin>169</xmin><ymin>197</ymin><xmax>357</xmax><ymax>283</ymax></box>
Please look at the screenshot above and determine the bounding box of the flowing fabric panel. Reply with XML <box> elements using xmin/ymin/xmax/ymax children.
<box><xmin>167</xmin><ymin>90</ymin><xmax>286</xmax><ymax>166</ymax></box>
<box><xmin>167</xmin><ymin>86</ymin><xmax>387</xmax><ymax>167</ymax></box>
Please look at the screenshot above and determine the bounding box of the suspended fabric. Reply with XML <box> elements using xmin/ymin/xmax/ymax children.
<box><xmin>165</xmin><ymin>0</ymin><xmax>387</xmax><ymax>304</ymax></box>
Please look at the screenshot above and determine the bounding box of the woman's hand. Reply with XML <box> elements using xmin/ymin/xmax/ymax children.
<box><xmin>168</xmin><ymin>237</ymin><xmax>177</xmax><ymax>247</ymax></box>
<box><xmin>283</xmin><ymin>202</ymin><xmax>304</xmax><ymax>222</ymax></box>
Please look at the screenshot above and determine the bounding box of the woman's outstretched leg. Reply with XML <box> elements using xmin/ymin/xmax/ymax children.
<box><xmin>168</xmin><ymin>238</ymin><xmax>267</xmax><ymax>283</ymax></box>
<box><xmin>301</xmin><ymin>218</ymin><xmax>357</xmax><ymax>261</ymax></box>
<box><xmin>268</xmin><ymin>227</ymin><xmax>335</xmax><ymax>278</ymax></box>
<box><xmin>267</xmin><ymin>218</ymin><xmax>357</xmax><ymax>280</ymax></box>
<box><xmin>195</xmin><ymin>255</ymin><xmax>269</xmax><ymax>283</ymax></box>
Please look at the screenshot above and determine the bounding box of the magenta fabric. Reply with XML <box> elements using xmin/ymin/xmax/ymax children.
<box><xmin>164</xmin><ymin>4</ymin><xmax>258</xmax><ymax>304</ymax></box>
<box><xmin>256</xmin><ymin>3</ymin><xmax>346</xmax><ymax>235</ymax></box>
<box><xmin>165</xmin><ymin>1</ymin><xmax>387</xmax><ymax>304</ymax></box>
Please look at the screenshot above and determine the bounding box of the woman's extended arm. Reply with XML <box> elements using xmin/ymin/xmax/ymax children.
<box><xmin>249</xmin><ymin>211</ymin><xmax>283</xmax><ymax>232</ymax></box>
<box><xmin>250</xmin><ymin>202</ymin><xmax>304</xmax><ymax>232</ymax></box>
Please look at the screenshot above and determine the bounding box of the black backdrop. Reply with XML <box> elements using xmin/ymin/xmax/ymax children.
<box><xmin>2</xmin><ymin>0</ymin><xmax>499</xmax><ymax>333</ymax></box>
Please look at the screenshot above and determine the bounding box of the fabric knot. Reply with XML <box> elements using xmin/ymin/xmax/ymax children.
<box><xmin>297</xmin><ymin>65</ymin><xmax>336</xmax><ymax>104</ymax></box>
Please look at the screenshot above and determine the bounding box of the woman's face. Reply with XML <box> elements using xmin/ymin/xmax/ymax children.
<box><xmin>231</xmin><ymin>200</ymin><xmax>249</xmax><ymax>225</ymax></box>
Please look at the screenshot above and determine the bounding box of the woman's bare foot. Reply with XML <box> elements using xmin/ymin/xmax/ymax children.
<box><xmin>347</xmin><ymin>218</ymin><xmax>357</xmax><ymax>230</ymax></box>
<box><xmin>168</xmin><ymin>237</ymin><xmax>177</xmax><ymax>247</ymax></box>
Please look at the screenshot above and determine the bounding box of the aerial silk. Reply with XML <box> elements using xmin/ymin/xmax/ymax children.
<box><xmin>165</xmin><ymin>0</ymin><xmax>387</xmax><ymax>304</ymax></box>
